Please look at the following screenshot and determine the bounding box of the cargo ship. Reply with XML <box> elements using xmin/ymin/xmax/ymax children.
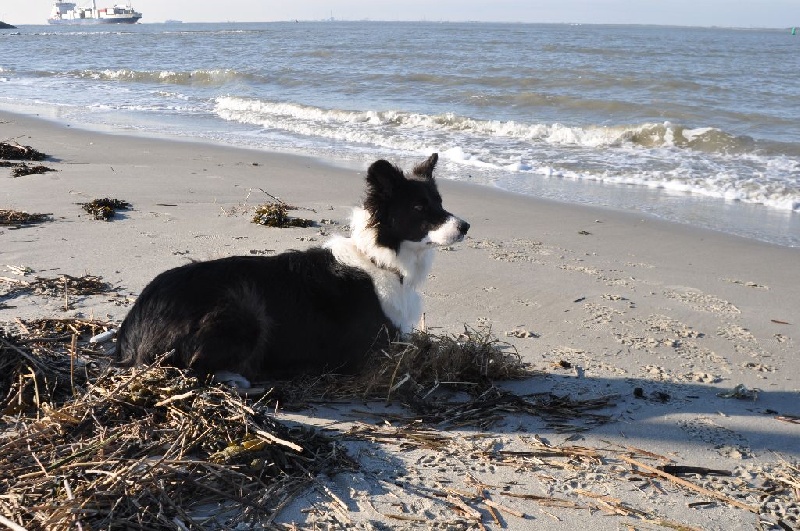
<box><xmin>48</xmin><ymin>1</ymin><xmax>142</xmax><ymax>25</ymax></box>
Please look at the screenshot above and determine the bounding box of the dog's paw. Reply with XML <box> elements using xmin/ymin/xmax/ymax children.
<box><xmin>213</xmin><ymin>370</ymin><xmax>251</xmax><ymax>389</ymax></box>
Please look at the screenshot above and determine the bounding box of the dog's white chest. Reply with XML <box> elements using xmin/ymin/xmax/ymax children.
<box><xmin>373</xmin><ymin>272</ymin><xmax>423</xmax><ymax>333</ymax></box>
<box><xmin>325</xmin><ymin>231</ymin><xmax>433</xmax><ymax>334</ymax></box>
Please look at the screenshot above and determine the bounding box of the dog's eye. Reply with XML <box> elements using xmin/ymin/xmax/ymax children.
<box><xmin>413</xmin><ymin>204</ymin><xmax>425</xmax><ymax>212</ymax></box>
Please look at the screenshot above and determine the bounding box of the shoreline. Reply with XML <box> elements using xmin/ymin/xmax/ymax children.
<box><xmin>3</xmin><ymin>103</ymin><xmax>799</xmax><ymax>250</ymax></box>
<box><xmin>2</xmin><ymin>110</ymin><xmax>799</xmax><ymax>529</ymax></box>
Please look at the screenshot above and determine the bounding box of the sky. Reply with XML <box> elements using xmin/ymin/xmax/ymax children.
<box><xmin>3</xmin><ymin>0</ymin><xmax>797</xmax><ymax>28</ymax></box>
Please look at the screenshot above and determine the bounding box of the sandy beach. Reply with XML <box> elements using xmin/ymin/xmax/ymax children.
<box><xmin>2</xmin><ymin>111</ymin><xmax>799</xmax><ymax>529</ymax></box>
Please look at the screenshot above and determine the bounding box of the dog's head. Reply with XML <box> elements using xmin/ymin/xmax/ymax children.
<box><xmin>364</xmin><ymin>153</ymin><xmax>470</xmax><ymax>252</ymax></box>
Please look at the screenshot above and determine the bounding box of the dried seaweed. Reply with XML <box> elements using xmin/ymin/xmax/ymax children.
<box><xmin>79</xmin><ymin>198</ymin><xmax>131</xmax><ymax>221</ymax></box>
<box><xmin>263</xmin><ymin>327</ymin><xmax>613</xmax><ymax>431</ymax></box>
<box><xmin>1</xmin><ymin>317</ymin><xmax>795</xmax><ymax>529</ymax></box>
<box><xmin>0</xmin><ymin>209</ymin><xmax>52</xmax><ymax>226</ymax></box>
<box><xmin>252</xmin><ymin>202</ymin><xmax>313</xmax><ymax>228</ymax></box>
<box><xmin>0</xmin><ymin>141</ymin><xmax>46</xmax><ymax>161</ymax></box>
<box><xmin>1</xmin><ymin>274</ymin><xmax>115</xmax><ymax>305</ymax></box>
<box><xmin>10</xmin><ymin>162</ymin><xmax>56</xmax><ymax>177</ymax></box>
<box><xmin>0</xmin><ymin>318</ymin><xmax>115</xmax><ymax>413</ymax></box>
<box><xmin>0</xmin><ymin>346</ymin><xmax>347</xmax><ymax>529</ymax></box>
<box><xmin>266</xmin><ymin>327</ymin><xmax>532</xmax><ymax>403</ymax></box>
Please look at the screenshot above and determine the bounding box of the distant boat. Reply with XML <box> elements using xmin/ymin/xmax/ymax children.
<box><xmin>47</xmin><ymin>0</ymin><xmax>142</xmax><ymax>25</ymax></box>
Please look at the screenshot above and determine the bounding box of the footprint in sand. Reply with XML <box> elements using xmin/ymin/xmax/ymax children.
<box><xmin>469</xmin><ymin>238</ymin><xmax>549</xmax><ymax>264</ymax></box>
<box><xmin>717</xmin><ymin>324</ymin><xmax>757</xmax><ymax>343</ymax></box>
<box><xmin>664</xmin><ymin>288</ymin><xmax>741</xmax><ymax>314</ymax></box>
<box><xmin>678</xmin><ymin>417</ymin><xmax>751</xmax><ymax>458</ymax></box>
<box><xmin>582</xmin><ymin>302</ymin><xmax>623</xmax><ymax>326</ymax></box>
<box><xmin>722</xmin><ymin>278</ymin><xmax>769</xmax><ymax>290</ymax></box>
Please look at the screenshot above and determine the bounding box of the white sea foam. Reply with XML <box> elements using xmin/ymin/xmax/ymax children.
<box><xmin>74</xmin><ymin>68</ymin><xmax>249</xmax><ymax>86</ymax></box>
<box><xmin>214</xmin><ymin>96</ymin><xmax>800</xmax><ymax>212</ymax></box>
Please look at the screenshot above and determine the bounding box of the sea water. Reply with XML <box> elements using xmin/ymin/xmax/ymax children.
<box><xmin>1</xmin><ymin>22</ymin><xmax>798</xmax><ymax>246</ymax></box>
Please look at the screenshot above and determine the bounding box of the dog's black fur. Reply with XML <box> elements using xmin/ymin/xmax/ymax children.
<box><xmin>116</xmin><ymin>154</ymin><xmax>469</xmax><ymax>381</ymax></box>
<box><xmin>116</xmin><ymin>249</ymin><xmax>392</xmax><ymax>378</ymax></box>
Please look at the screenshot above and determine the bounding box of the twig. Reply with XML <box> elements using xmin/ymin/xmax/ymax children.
<box><xmin>63</xmin><ymin>276</ymin><xmax>69</xmax><ymax>311</ymax></box>
<box><xmin>0</xmin><ymin>515</ymin><xmax>28</xmax><ymax>531</ymax></box>
<box><xmin>483</xmin><ymin>498</ymin><xmax>525</xmax><ymax>518</ymax></box>
<box><xmin>70</xmin><ymin>334</ymin><xmax>77</xmax><ymax>397</ymax></box>
<box><xmin>620</xmin><ymin>455</ymin><xmax>758</xmax><ymax>513</ymax></box>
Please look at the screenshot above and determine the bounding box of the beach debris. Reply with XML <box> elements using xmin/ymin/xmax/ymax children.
<box><xmin>717</xmin><ymin>383</ymin><xmax>760</xmax><ymax>401</ymax></box>
<box><xmin>1</xmin><ymin>273</ymin><xmax>115</xmax><ymax>299</ymax></box>
<box><xmin>633</xmin><ymin>387</ymin><xmax>671</xmax><ymax>402</ymax></box>
<box><xmin>621</xmin><ymin>455</ymin><xmax>759</xmax><ymax>513</ymax></box>
<box><xmin>505</xmin><ymin>327</ymin><xmax>539</xmax><ymax>338</ymax></box>
<box><xmin>1</xmin><ymin>273</ymin><xmax>120</xmax><ymax>311</ymax></box>
<box><xmin>6</xmin><ymin>162</ymin><xmax>57</xmax><ymax>177</ymax></box>
<box><xmin>252</xmin><ymin>201</ymin><xmax>313</xmax><ymax>228</ymax></box>
<box><xmin>239</xmin><ymin>187</ymin><xmax>315</xmax><ymax>228</ymax></box>
<box><xmin>4</xmin><ymin>265</ymin><xmax>33</xmax><ymax>276</ymax></box>
<box><xmin>264</xmin><ymin>326</ymin><xmax>537</xmax><ymax>408</ymax></box>
<box><xmin>658</xmin><ymin>465</ymin><xmax>733</xmax><ymax>477</ymax></box>
<box><xmin>0</xmin><ymin>314</ymin><xmax>796</xmax><ymax>528</ymax></box>
<box><xmin>79</xmin><ymin>197</ymin><xmax>131</xmax><ymax>220</ymax></box>
<box><xmin>88</xmin><ymin>328</ymin><xmax>116</xmax><ymax>343</ymax></box>
<box><xmin>0</xmin><ymin>209</ymin><xmax>52</xmax><ymax>226</ymax></box>
<box><xmin>0</xmin><ymin>140</ymin><xmax>46</xmax><ymax>161</ymax></box>
<box><xmin>0</xmin><ymin>341</ymin><xmax>346</xmax><ymax>529</ymax></box>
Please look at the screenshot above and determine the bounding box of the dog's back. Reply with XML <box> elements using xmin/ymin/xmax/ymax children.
<box><xmin>117</xmin><ymin>249</ymin><xmax>395</xmax><ymax>379</ymax></box>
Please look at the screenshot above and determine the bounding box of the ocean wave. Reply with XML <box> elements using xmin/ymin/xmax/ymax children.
<box><xmin>527</xmin><ymin>163</ymin><xmax>800</xmax><ymax>212</ymax></box>
<box><xmin>213</xmin><ymin>96</ymin><xmax>759</xmax><ymax>153</ymax></box>
<box><xmin>70</xmin><ymin>68</ymin><xmax>254</xmax><ymax>86</ymax></box>
<box><xmin>213</xmin><ymin>96</ymin><xmax>799</xmax><ymax>211</ymax></box>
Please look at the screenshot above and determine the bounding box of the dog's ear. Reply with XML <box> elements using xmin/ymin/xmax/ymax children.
<box><xmin>412</xmin><ymin>153</ymin><xmax>438</xmax><ymax>181</ymax></box>
<box><xmin>366</xmin><ymin>159</ymin><xmax>405</xmax><ymax>197</ymax></box>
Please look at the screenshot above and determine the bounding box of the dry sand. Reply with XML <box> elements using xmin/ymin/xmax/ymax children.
<box><xmin>2</xmin><ymin>111</ymin><xmax>799</xmax><ymax>530</ymax></box>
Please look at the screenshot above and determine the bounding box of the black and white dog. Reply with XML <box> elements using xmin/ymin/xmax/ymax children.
<box><xmin>116</xmin><ymin>153</ymin><xmax>469</xmax><ymax>387</ymax></box>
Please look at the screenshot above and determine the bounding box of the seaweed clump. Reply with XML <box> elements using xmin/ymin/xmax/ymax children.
<box><xmin>252</xmin><ymin>202</ymin><xmax>313</xmax><ymax>228</ymax></box>
<box><xmin>0</xmin><ymin>141</ymin><xmax>55</xmax><ymax>177</ymax></box>
<box><xmin>0</xmin><ymin>141</ymin><xmax>46</xmax><ymax>161</ymax></box>
<box><xmin>0</xmin><ymin>209</ymin><xmax>52</xmax><ymax>226</ymax></box>
<box><xmin>10</xmin><ymin>163</ymin><xmax>56</xmax><ymax>177</ymax></box>
<box><xmin>80</xmin><ymin>197</ymin><xmax>131</xmax><ymax>220</ymax></box>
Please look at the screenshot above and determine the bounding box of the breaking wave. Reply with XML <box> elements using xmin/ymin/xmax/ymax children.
<box><xmin>214</xmin><ymin>96</ymin><xmax>760</xmax><ymax>154</ymax></box>
<box><xmin>71</xmin><ymin>68</ymin><xmax>255</xmax><ymax>86</ymax></box>
<box><xmin>213</xmin><ymin>96</ymin><xmax>799</xmax><ymax>211</ymax></box>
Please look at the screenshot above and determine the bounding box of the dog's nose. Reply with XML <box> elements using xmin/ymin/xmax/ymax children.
<box><xmin>458</xmin><ymin>220</ymin><xmax>470</xmax><ymax>235</ymax></box>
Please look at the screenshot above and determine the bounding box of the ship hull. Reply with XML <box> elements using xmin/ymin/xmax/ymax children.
<box><xmin>47</xmin><ymin>16</ymin><xmax>141</xmax><ymax>24</ymax></box>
